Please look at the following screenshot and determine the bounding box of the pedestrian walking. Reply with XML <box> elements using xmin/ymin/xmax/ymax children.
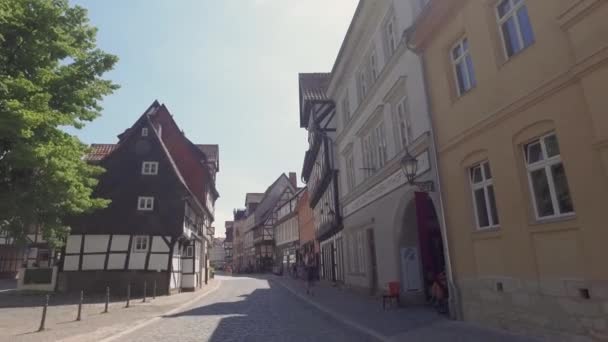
<box><xmin>305</xmin><ymin>258</ymin><xmax>315</xmax><ymax>295</ymax></box>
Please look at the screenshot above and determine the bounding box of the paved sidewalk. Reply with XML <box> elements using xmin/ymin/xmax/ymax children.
<box><xmin>0</xmin><ymin>279</ymin><xmax>17</xmax><ymax>293</ymax></box>
<box><xmin>271</xmin><ymin>275</ymin><xmax>544</xmax><ymax>342</ymax></box>
<box><xmin>0</xmin><ymin>279</ymin><xmax>220</xmax><ymax>342</ymax></box>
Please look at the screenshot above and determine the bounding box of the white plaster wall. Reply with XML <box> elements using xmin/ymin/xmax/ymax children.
<box><xmin>148</xmin><ymin>254</ymin><xmax>168</xmax><ymax>271</ymax></box>
<box><xmin>194</xmin><ymin>242</ymin><xmax>200</xmax><ymax>273</ymax></box>
<box><xmin>182</xmin><ymin>274</ymin><xmax>195</xmax><ymax>288</ymax></box>
<box><xmin>63</xmin><ymin>255</ymin><xmax>80</xmax><ymax>271</ymax></box>
<box><xmin>107</xmin><ymin>253</ymin><xmax>126</xmax><ymax>270</ymax></box>
<box><xmin>84</xmin><ymin>235</ymin><xmax>109</xmax><ymax>253</ymax></box>
<box><xmin>129</xmin><ymin>252</ymin><xmax>146</xmax><ymax>270</ymax></box>
<box><xmin>66</xmin><ymin>235</ymin><xmax>82</xmax><ymax>254</ymax></box>
<box><xmin>182</xmin><ymin>259</ymin><xmax>193</xmax><ymax>274</ymax></box>
<box><xmin>82</xmin><ymin>254</ymin><xmax>105</xmax><ymax>270</ymax></box>
<box><xmin>172</xmin><ymin>255</ymin><xmax>181</xmax><ymax>272</ymax></box>
<box><xmin>170</xmin><ymin>272</ymin><xmax>180</xmax><ymax>289</ymax></box>
<box><xmin>111</xmin><ymin>235</ymin><xmax>130</xmax><ymax>251</ymax></box>
<box><xmin>170</xmin><ymin>252</ymin><xmax>181</xmax><ymax>289</ymax></box>
<box><xmin>151</xmin><ymin>236</ymin><xmax>170</xmax><ymax>252</ymax></box>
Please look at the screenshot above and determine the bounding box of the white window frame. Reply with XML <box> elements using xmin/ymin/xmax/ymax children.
<box><xmin>185</xmin><ymin>245</ymin><xmax>194</xmax><ymax>257</ymax></box>
<box><xmin>137</xmin><ymin>196</ymin><xmax>154</xmax><ymax>211</ymax></box>
<box><xmin>469</xmin><ymin>161</ymin><xmax>499</xmax><ymax>230</ymax></box>
<box><xmin>394</xmin><ymin>97</ymin><xmax>412</xmax><ymax>151</ymax></box>
<box><xmin>133</xmin><ymin>236</ymin><xmax>148</xmax><ymax>252</ymax></box>
<box><xmin>384</xmin><ymin>12</ymin><xmax>397</xmax><ymax>58</ymax></box>
<box><xmin>361</xmin><ymin>134</ymin><xmax>374</xmax><ymax>178</ymax></box>
<box><xmin>451</xmin><ymin>38</ymin><xmax>475</xmax><ymax>96</ymax></box>
<box><xmin>141</xmin><ymin>161</ymin><xmax>159</xmax><ymax>175</ymax></box>
<box><xmin>342</xmin><ymin>91</ymin><xmax>351</xmax><ymax>125</ymax></box>
<box><xmin>358</xmin><ymin>70</ymin><xmax>368</xmax><ymax>102</ymax></box>
<box><xmin>345</xmin><ymin>152</ymin><xmax>356</xmax><ymax>192</ymax></box>
<box><xmin>370</xmin><ymin>48</ymin><xmax>378</xmax><ymax>82</ymax></box>
<box><xmin>374</xmin><ymin>122</ymin><xmax>387</xmax><ymax>170</ymax></box>
<box><xmin>524</xmin><ymin>133</ymin><xmax>574</xmax><ymax>220</ymax></box>
<box><xmin>496</xmin><ymin>0</ymin><xmax>534</xmax><ymax>59</ymax></box>
<box><xmin>141</xmin><ymin>127</ymin><xmax>148</xmax><ymax>136</ymax></box>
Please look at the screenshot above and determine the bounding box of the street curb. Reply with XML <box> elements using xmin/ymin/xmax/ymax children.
<box><xmin>95</xmin><ymin>279</ymin><xmax>222</xmax><ymax>342</ymax></box>
<box><xmin>270</xmin><ymin>277</ymin><xmax>390</xmax><ymax>342</ymax></box>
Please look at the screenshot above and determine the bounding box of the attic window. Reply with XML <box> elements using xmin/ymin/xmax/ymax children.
<box><xmin>142</xmin><ymin>161</ymin><xmax>159</xmax><ymax>175</ymax></box>
<box><xmin>142</xmin><ymin>127</ymin><xmax>149</xmax><ymax>136</ymax></box>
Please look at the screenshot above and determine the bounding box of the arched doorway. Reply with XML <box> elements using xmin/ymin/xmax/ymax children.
<box><xmin>398</xmin><ymin>192</ymin><xmax>446</xmax><ymax>304</ymax></box>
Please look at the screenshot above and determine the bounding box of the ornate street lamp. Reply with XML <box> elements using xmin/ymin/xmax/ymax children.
<box><xmin>400</xmin><ymin>149</ymin><xmax>434</xmax><ymax>192</ymax></box>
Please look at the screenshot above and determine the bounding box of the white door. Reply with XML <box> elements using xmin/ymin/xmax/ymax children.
<box><xmin>400</xmin><ymin>247</ymin><xmax>422</xmax><ymax>292</ymax></box>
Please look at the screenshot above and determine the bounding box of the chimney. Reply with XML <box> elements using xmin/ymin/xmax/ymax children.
<box><xmin>288</xmin><ymin>172</ymin><xmax>297</xmax><ymax>188</ymax></box>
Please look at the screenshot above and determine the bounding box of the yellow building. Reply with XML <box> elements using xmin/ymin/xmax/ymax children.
<box><xmin>409</xmin><ymin>0</ymin><xmax>608</xmax><ymax>340</ymax></box>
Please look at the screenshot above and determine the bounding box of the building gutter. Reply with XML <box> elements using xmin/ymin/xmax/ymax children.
<box><xmin>404</xmin><ymin>28</ymin><xmax>463</xmax><ymax>320</ymax></box>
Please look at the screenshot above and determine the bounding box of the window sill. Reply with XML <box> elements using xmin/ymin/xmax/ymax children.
<box><xmin>471</xmin><ymin>228</ymin><xmax>502</xmax><ymax>240</ymax></box>
<box><xmin>528</xmin><ymin>214</ymin><xmax>577</xmax><ymax>229</ymax></box>
<box><xmin>452</xmin><ymin>85</ymin><xmax>477</xmax><ymax>104</ymax></box>
<box><xmin>497</xmin><ymin>42</ymin><xmax>536</xmax><ymax>69</ymax></box>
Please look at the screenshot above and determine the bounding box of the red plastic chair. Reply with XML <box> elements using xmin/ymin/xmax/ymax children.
<box><xmin>382</xmin><ymin>281</ymin><xmax>400</xmax><ymax>310</ymax></box>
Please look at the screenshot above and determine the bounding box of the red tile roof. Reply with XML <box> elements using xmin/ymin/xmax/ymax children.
<box><xmin>85</xmin><ymin>144</ymin><xmax>118</xmax><ymax>161</ymax></box>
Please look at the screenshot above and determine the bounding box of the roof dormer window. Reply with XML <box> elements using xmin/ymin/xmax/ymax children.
<box><xmin>141</xmin><ymin>127</ymin><xmax>148</xmax><ymax>136</ymax></box>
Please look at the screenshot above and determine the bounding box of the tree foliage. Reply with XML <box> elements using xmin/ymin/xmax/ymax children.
<box><xmin>0</xmin><ymin>0</ymin><xmax>118</xmax><ymax>247</ymax></box>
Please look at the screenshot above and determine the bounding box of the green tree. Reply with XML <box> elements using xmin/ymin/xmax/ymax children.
<box><xmin>0</xmin><ymin>0</ymin><xmax>118</xmax><ymax>247</ymax></box>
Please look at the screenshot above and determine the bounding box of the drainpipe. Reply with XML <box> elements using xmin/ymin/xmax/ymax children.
<box><xmin>404</xmin><ymin>29</ymin><xmax>463</xmax><ymax>320</ymax></box>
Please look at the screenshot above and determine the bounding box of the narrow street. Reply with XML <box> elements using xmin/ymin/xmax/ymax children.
<box><xmin>113</xmin><ymin>275</ymin><xmax>373</xmax><ymax>342</ymax></box>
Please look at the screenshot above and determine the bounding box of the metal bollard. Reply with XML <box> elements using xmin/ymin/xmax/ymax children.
<box><xmin>38</xmin><ymin>294</ymin><xmax>49</xmax><ymax>332</ymax></box>
<box><xmin>142</xmin><ymin>281</ymin><xmax>147</xmax><ymax>303</ymax></box>
<box><xmin>126</xmin><ymin>283</ymin><xmax>130</xmax><ymax>308</ymax></box>
<box><xmin>103</xmin><ymin>286</ymin><xmax>109</xmax><ymax>313</ymax></box>
<box><xmin>153</xmin><ymin>280</ymin><xmax>156</xmax><ymax>300</ymax></box>
<box><xmin>76</xmin><ymin>290</ymin><xmax>83</xmax><ymax>321</ymax></box>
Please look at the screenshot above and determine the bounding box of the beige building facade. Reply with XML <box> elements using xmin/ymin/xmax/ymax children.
<box><xmin>410</xmin><ymin>0</ymin><xmax>608</xmax><ymax>340</ymax></box>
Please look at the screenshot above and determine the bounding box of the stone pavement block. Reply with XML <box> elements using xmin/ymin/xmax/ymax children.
<box><xmin>271</xmin><ymin>275</ymin><xmax>544</xmax><ymax>342</ymax></box>
<box><xmin>0</xmin><ymin>279</ymin><xmax>219</xmax><ymax>342</ymax></box>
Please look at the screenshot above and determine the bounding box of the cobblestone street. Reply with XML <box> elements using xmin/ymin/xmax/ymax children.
<box><xmin>110</xmin><ymin>274</ymin><xmax>543</xmax><ymax>342</ymax></box>
<box><xmin>113</xmin><ymin>275</ymin><xmax>372</xmax><ymax>342</ymax></box>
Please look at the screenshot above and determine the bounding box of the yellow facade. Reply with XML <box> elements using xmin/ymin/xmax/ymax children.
<box><xmin>411</xmin><ymin>0</ymin><xmax>608</xmax><ymax>339</ymax></box>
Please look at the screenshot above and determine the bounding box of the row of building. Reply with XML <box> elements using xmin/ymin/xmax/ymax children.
<box><xmin>224</xmin><ymin>173</ymin><xmax>316</xmax><ymax>276</ymax></box>
<box><xmin>225</xmin><ymin>0</ymin><xmax>608</xmax><ymax>340</ymax></box>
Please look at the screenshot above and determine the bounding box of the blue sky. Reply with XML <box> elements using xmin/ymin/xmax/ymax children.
<box><xmin>70</xmin><ymin>0</ymin><xmax>358</xmax><ymax>236</ymax></box>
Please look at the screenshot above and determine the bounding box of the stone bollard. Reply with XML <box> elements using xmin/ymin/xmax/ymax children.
<box><xmin>103</xmin><ymin>286</ymin><xmax>110</xmax><ymax>313</ymax></box>
<box><xmin>76</xmin><ymin>290</ymin><xmax>83</xmax><ymax>321</ymax></box>
<box><xmin>38</xmin><ymin>294</ymin><xmax>49</xmax><ymax>332</ymax></box>
<box><xmin>126</xmin><ymin>283</ymin><xmax>131</xmax><ymax>308</ymax></box>
<box><xmin>142</xmin><ymin>281</ymin><xmax>147</xmax><ymax>303</ymax></box>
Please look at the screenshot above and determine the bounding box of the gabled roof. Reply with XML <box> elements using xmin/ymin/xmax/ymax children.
<box><xmin>196</xmin><ymin>144</ymin><xmax>220</xmax><ymax>171</ymax></box>
<box><xmin>298</xmin><ymin>73</ymin><xmax>332</xmax><ymax>127</ymax></box>
<box><xmin>85</xmin><ymin>144</ymin><xmax>118</xmax><ymax>162</ymax></box>
<box><xmin>299</xmin><ymin>73</ymin><xmax>331</xmax><ymax>102</ymax></box>
<box><xmin>84</xmin><ymin>100</ymin><xmax>216</xmax><ymax>222</ymax></box>
<box><xmin>251</xmin><ymin>173</ymin><xmax>296</xmax><ymax>227</ymax></box>
<box><xmin>245</xmin><ymin>193</ymin><xmax>264</xmax><ymax>206</ymax></box>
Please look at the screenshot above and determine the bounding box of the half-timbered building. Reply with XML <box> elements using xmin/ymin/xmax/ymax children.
<box><xmin>273</xmin><ymin>188</ymin><xmax>304</xmax><ymax>275</ymax></box>
<box><xmin>236</xmin><ymin>174</ymin><xmax>297</xmax><ymax>273</ymax></box>
<box><xmin>0</xmin><ymin>227</ymin><xmax>53</xmax><ymax>278</ymax></box>
<box><xmin>58</xmin><ymin>101</ymin><xmax>219</xmax><ymax>295</ymax></box>
<box><xmin>298</xmin><ymin>73</ymin><xmax>344</xmax><ymax>283</ymax></box>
